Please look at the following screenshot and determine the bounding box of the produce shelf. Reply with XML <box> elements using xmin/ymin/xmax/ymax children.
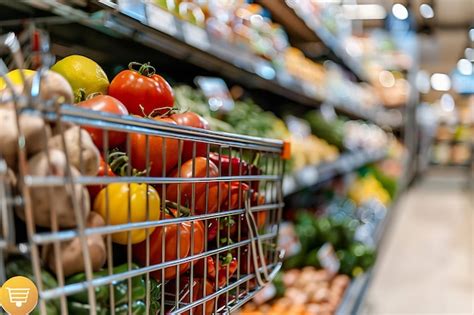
<box><xmin>283</xmin><ymin>149</ymin><xmax>387</xmax><ymax>196</ymax></box>
<box><xmin>0</xmin><ymin>0</ymin><xmax>401</xmax><ymax>128</ymax></box>
<box><xmin>336</xmin><ymin>177</ymin><xmax>406</xmax><ymax>315</ymax></box>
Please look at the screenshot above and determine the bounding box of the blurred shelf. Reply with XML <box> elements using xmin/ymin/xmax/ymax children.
<box><xmin>259</xmin><ymin>0</ymin><xmax>371</xmax><ymax>83</ymax></box>
<box><xmin>433</xmin><ymin>139</ymin><xmax>473</xmax><ymax>146</ymax></box>
<box><xmin>0</xmin><ymin>0</ymin><xmax>401</xmax><ymax>128</ymax></box>
<box><xmin>335</xmin><ymin>270</ymin><xmax>371</xmax><ymax>315</ymax></box>
<box><xmin>283</xmin><ymin>149</ymin><xmax>387</xmax><ymax>196</ymax></box>
<box><xmin>430</xmin><ymin>161</ymin><xmax>471</xmax><ymax>168</ymax></box>
<box><xmin>336</xmin><ymin>180</ymin><xmax>405</xmax><ymax>315</ymax></box>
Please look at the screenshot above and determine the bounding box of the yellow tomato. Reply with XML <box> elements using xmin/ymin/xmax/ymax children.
<box><xmin>0</xmin><ymin>69</ymin><xmax>36</xmax><ymax>90</ymax></box>
<box><xmin>93</xmin><ymin>183</ymin><xmax>160</xmax><ymax>244</ymax></box>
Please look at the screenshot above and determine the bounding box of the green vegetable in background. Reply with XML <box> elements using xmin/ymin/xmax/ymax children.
<box><xmin>305</xmin><ymin>111</ymin><xmax>345</xmax><ymax>149</ymax></box>
<box><xmin>286</xmin><ymin>211</ymin><xmax>377</xmax><ymax>278</ymax></box>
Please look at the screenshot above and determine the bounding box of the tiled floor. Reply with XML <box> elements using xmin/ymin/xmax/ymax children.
<box><xmin>364</xmin><ymin>169</ymin><xmax>474</xmax><ymax>315</ymax></box>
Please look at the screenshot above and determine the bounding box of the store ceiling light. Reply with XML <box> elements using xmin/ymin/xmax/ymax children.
<box><xmin>342</xmin><ymin>4</ymin><xmax>386</xmax><ymax>20</ymax></box>
<box><xmin>419</xmin><ymin>3</ymin><xmax>434</xmax><ymax>19</ymax></box>
<box><xmin>440</xmin><ymin>93</ymin><xmax>455</xmax><ymax>112</ymax></box>
<box><xmin>379</xmin><ymin>70</ymin><xmax>395</xmax><ymax>88</ymax></box>
<box><xmin>457</xmin><ymin>59</ymin><xmax>473</xmax><ymax>76</ymax></box>
<box><xmin>392</xmin><ymin>3</ymin><xmax>409</xmax><ymax>20</ymax></box>
<box><xmin>430</xmin><ymin>73</ymin><xmax>451</xmax><ymax>91</ymax></box>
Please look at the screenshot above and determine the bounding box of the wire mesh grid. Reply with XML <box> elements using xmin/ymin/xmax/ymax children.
<box><xmin>0</xmin><ymin>30</ymin><xmax>286</xmax><ymax>314</ymax></box>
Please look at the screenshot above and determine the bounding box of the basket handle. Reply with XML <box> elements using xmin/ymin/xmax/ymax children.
<box><xmin>244</xmin><ymin>197</ymin><xmax>284</xmax><ymax>287</ymax></box>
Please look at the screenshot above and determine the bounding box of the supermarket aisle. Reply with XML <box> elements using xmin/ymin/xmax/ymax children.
<box><xmin>365</xmin><ymin>169</ymin><xmax>473</xmax><ymax>314</ymax></box>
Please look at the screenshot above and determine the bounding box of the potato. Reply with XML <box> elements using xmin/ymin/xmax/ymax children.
<box><xmin>48</xmin><ymin>126</ymin><xmax>100</xmax><ymax>176</ymax></box>
<box><xmin>42</xmin><ymin>212</ymin><xmax>106</xmax><ymax>277</ymax></box>
<box><xmin>0</xmin><ymin>107</ymin><xmax>50</xmax><ymax>169</ymax></box>
<box><xmin>15</xmin><ymin>149</ymin><xmax>90</xmax><ymax>228</ymax></box>
<box><xmin>24</xmin><ymin>70</ymin><xmax>73</xmax><ymax>104</ymax></box>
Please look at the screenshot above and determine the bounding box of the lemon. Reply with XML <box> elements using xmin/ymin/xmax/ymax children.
<box><xmin>51</xmin><ymin>55</ymin><xmax>109</xmax><ymax>102</ymax></box>
<box><xmin>0</xmin><ymin>69</ymin><xmax>36</xmax><ymax>90</ymax></box>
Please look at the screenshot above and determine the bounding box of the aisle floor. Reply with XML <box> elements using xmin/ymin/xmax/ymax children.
<box><xmin>365</xmin><ymin>169</ymin><xmax>474</xmax><ymax>315</ymax></box>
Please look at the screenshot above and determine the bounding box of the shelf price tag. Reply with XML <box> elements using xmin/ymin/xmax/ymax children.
<box><xmin>182</xmin><ymin>22</ymin><xmax>210</xmax><ymax>50</ymax></box>
<box><xmin>195</xmin><ymin>76</ymin><xmax>234</xmax><ymax>113</ymax></box>
<box><xmin>317</xmin><ymin>243</ymin><xmax>340</xmax><ymax>276</ymax></box>
<box><xmin>145</xmin><ymin>4</ymin><xmax>178</xmax><ymax>36</ymax></box>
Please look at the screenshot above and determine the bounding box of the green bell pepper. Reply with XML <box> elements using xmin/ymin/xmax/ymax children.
<box><xmin>6</xmin><ymin>258</ymin><xmax>60</xmax><ymax>315</ymax></box>
<box><xmin>67</xmin><ymin>263</ymin><xmax>161</xmax><ymax>314</ymax></box>
<box><xmin>67</xmin><ymin>263</ymin><xmax>144</xmax><ymax>305</ymax></box>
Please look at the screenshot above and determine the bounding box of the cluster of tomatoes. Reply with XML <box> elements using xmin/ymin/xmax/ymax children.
<box><xmin>79</xmin><ymin>62</ymin><xmax>267</xmax><ymax>313</ymax></box>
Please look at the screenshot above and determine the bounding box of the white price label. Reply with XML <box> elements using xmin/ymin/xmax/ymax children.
<box><xmin>146</xmin><ymin>4</ymin><xmax>178</xmax><ymax>36</ymax></box>
<box><xmin>317</xmin><ymin>243</ymin><xmax>340</xmax><ymax>276</ymax></box>
<box><xmin>182</xmin><ymin>23</ymin><xmax>210</xmax><ymax>50</ymax></box>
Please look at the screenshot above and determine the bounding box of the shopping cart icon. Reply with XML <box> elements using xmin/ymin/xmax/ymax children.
<box><xmin>6</xmin><ymin>287</ymin><xmax>30</xmax><ymax>307</ymax></box>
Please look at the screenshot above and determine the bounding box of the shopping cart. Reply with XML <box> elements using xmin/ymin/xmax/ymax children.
<box><xmin>0</xmin><ymin>29</ymin><xmax>287</xmax><ymax>315</ymax></box>
<box><xmin>6</xmin><ymin>287</ymin><xmax>30</xmax><ymax>307</ymax></box>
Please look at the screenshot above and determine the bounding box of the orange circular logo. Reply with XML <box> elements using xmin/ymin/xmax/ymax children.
<box><xmin>0</xmin><ymin>276</ymin><xmax>38</xmax><ymax>315</ymax></box>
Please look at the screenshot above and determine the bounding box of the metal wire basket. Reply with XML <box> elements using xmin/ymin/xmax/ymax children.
<box><xmin>0</xmin><ymin>30</ymin><xmax>287</xmax><ymax>314</ymax></box>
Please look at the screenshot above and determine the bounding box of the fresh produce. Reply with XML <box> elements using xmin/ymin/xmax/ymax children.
<box><xmin>48</xmin><ymin>126</ymin><xmax>100</xmax><ymax>176</ymax></box>
<box><xmin>283</xmin><ymin>212</ymin><xmax>376</xmax><ymax>278</ymax></box>
<box><xmin>348</xmin><ymin>174</ymin><xmax>391</xmax><ymax>206</ymax></box>
<box><xmin>87</xmin><ymin>156</ymin><xmax>116</xmax><ymax>200</ymax></box>
<box><xmin>166</xmin><ymin>157</ymin><xmax>227</xmax><ymax>214</ymax></box>
<box><xmin>67</xmin><ymin>263</ymin><xmax>161</xmax><ymax>315</ymax></box>
<box><xmin>108</xmin><ymin>62</ymin><xmax>174</xmax><ymax>116</ymax></box>
<box><xmin>24</xmin><ymin>70</ymin><xmax>74</xmax><ymax>104</ymax></box>
<box><xmin>51</xmin><ymin>55</ymin><xmax>109</xmax><ymax>102</ymax></box>
<box><xmin>169</xmin><ymin>111</ymin><xmax>210</xmax><ymax>161</ymax></box>
<box><xmin>0</xmin><ymin>107</ymin><xmax>51</xmax><ymax>169</ymax></box>
<box><xmin>93</xmin><ymin>183</ymin><xmax>161</xmax><ymax>244</ymax></box>
<box><xmin>130</xmin><ymin>116</ymin><xmax>179</xmax><ymax>176</ymax></box>
<box><xmin>6</xmin><ymin>258</ymin><xmax>60</xmax><ymax>315</ymax></box>
<box><xmin>133</xmin><ymin>206</ymin><xmax>205</xmax><ymax>280</ymax></box>
<box><xmin>166</xmin><ymin>277</ymin><xmax>215</xmax><ymax>315</ymax></box>
<box><xmin>194</xmin><ymin>253</ymin><xmax>238</xmax><ymax>287</ymax></box>
<box><xmin>305</xmin><ymin>111</ymin><xmax>345</xmax><ymax>149</ymax></box>
<box><xmin>240</xmin><ymin>267</ymin><xmax>350</xmax><ymax>315</ymax></box>
<box><xmin>77</xmin><ymin>95</ymin><xmax>129</xmax><ymax>149</ymax></box>
<box><xmin>42</xmin><ymin>212</ymin><xmax>106</xmax><ymax>277</ymax></box>
<box><xmin>15</xmin><ymin>149</ymin><xmax>90</xmax><ymax>228</ymax></box>
<box><xmin>173</xmin><ymin>85</ymin><xmax>289</xmax><ymax>140</ymax></box>
<box><xmin>0</xmin><ymin>69</ymin><xmax>36</xmax><ymax>90</ymax></box>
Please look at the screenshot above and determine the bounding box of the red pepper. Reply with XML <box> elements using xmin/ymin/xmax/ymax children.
<box><xmin>207</xmin><ymin>219</ymin><xmax>218</xmax><ymax>241</ymax></box>
<box><xmin>87</xmin><ymin>157</ymin><xmax>115</xmax><ymax>201</ymax></box>
<box><xmin>209</xmin><ymin>152</ymin><xmax>263</xmax><ymax>192</ymax></box>
<box><xmin>209</xmin><ymin>152</ymin><xmax>248</xmax><ymax>176</ymax></box>
<box><xmin>194</xmin><ymin>253</ymin><xmax>238</xmax><ymax>288</ymax></box>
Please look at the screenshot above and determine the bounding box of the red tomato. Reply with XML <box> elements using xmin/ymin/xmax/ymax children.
<box><xmin>77</xmin><ymin>95</ymin><xmax>128</xmax><ymax>149</ymax></box>
<box><xmin>108</xmin><ymin>64</ymin><xmax>174</xmax><ymax>116</ymax></box>
<box><xmin>170</xmin><ymin>112</ymin><xmax>210</xmax><ymax>161</ymax></box>
<box><xmin>133</xmin><ymin>209</ymin><xmax>204</xmax><ymax>280</ymax></box>
<box><xmin>87</xmin><ymin>156</ymin><xmax>115</xmax><ymax>201</ymax></box>
<box><xmin>166</xmin><ymin>157</ymin><xmax>227</xmax><ymax>214</ymax></box>
<box><xmin>130</xmin><ymin>116</ymin><xmax>179</xmax><ymax>176</ymax></box>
